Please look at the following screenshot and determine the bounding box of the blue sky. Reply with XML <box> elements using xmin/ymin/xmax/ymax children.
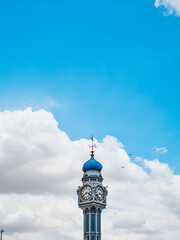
<box><xmin>0</xmin><ymin>0</ymin><xmax>180</xmax><ymax>172</ymax></box>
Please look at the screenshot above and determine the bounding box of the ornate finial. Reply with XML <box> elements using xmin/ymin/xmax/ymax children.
<box><xmin>88</xmin><ymin>135</ymin><xmax>97</xmax><ymax>156</ymax></box>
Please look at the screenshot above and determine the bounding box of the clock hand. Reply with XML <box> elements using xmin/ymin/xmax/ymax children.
<box><xmin>82</xmin><ymin>192</ymin><xmax>88</xmax><ymax>197</ymax></box>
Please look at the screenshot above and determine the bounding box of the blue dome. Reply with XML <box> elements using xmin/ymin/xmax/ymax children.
<box><xmin>83</xmin><ymin>155</ymin><xmax>102</xmax><ymax>172</ymax></box>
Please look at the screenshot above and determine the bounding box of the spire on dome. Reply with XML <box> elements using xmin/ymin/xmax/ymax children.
<box><xmin>89</xmin><ymin>135</ymin><xmax>96</xmax><ymax>156</ymax></box>
<box><xmin>82</xmin><ymin>136</ymin><xmax>102</xmax><ymax>172</ymax></box>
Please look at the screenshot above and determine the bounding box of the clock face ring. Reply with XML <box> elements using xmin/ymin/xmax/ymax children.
<box><xmin>80</xmin><ymin>185</ymin><xmax>92</xmax><ymax>201</ymax></box>
<box><xmin>95</xmin><ymin>185</ymin><xmax>105</xmax><ymax>201</ymax></box>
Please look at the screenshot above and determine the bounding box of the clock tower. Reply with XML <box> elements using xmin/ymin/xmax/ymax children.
<box><xmin>77</xmin><ymin>138</ymin><xmax>108</xmax><ymax>240</ymax></box>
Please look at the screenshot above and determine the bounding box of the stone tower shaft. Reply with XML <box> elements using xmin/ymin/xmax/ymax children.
<box><xmin>77</xmin><ymin>153</ymin><xmax>107</xmax><ymax>240</ymax></box>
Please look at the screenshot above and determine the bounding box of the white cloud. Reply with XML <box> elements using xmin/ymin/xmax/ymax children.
<box><xmin>152</xmin><ymin>146</ymin><xmax>168</xmax><ymax>154</ymax></box>
<box><xmin>0</xmin><ymin>108</ymin><xmax>180</xmax><ymax>240</ymax></box>
<box><xmin>134</xmin><ymin>156</ymin><xmax>144</xmax><ymax>162</ymax></box>
<box><xmin>155</xmin><ymin>0</ymin><xmax>180</xmax><ymax>16</ymax></box>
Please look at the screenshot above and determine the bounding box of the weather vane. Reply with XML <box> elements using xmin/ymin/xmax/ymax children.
<box><xmin>89</xmin><ymin>135</ymin><xmax>97</xmax><ymax>156</ymax></box>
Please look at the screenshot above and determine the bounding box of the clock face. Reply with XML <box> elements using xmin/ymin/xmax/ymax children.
<box><xmin>95</xmin><ymin>185</ymin><xmax>105</xmax><ymax>201</ymax></box>
<box><xmin>80</xmin><ymin>185</ymin><xmax>92</xmax><ymax>201</ymax></box>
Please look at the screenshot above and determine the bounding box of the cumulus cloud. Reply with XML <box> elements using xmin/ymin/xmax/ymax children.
<box><xmin>0</xmin><ymin>108</ymin><xmax>180</xmax><ymax>240</ymax></box>
<box><xmin>152</xmin><ymin>146</ymin><xmax>168</xmax><ymax>154</ymax></box>
<box><xmin>155</xmin><ymin>0</ymin><xmax>180</xmax><ymax>16</ymax></box>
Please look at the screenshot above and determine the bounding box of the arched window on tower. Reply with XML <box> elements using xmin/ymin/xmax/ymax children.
<box><xmin>97</xmin><ymin>208</ymin><xmax>101</xmax><ymax>234</ymax></box>
<box><xmin>91</xmin><ymin>207</ymin><xmax>96</xmax><ymax>232</ymax></box>
<box><xmin>84</xmin><ymin>208</ymin><xmax>89</xmax><ymax>233</ymax></box>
